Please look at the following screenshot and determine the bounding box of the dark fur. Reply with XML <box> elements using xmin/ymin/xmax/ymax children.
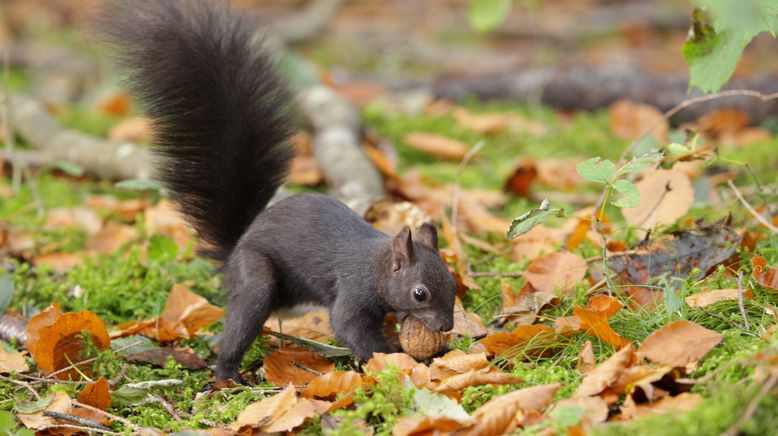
<box><xmin>95</xmin><ymin>0</ymin><xmax>456</xmax><ymax>382</ymax></box>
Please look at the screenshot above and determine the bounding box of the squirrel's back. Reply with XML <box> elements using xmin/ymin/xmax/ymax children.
<box><xmin>94</xmin><ymin>0</ymin><xmax>294</xmax><ymax>260</ymax></box>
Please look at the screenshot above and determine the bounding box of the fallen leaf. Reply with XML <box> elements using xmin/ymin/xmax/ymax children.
<box><xmin>144</xmin><ymin>199</ymin><xmax>193</xmax><ymax>250</ymax></box>
<box><xmin>497</xmin><ymin>290</ymin><xmax>557</xmax><ymax>326</ymax></box>
<box><xmin>108</xmin><ymin>116</ymin><xmax>152</xmax><ymax>142</ymax></box>
<box><xmin>524</xmin><ymin>251</ymin><xmax>587</xmax><ymax>294</ymax></box>
<box><xmin>26</xmin><ymin>303</ymin><xmax>111</xmax><ymax>380</ymax></box>
<box><xmin>752</xmin><ymin>255</ymin><xmax>778</xmax><ymax>290</ymax></box>
<box><xmin>264</xmin><ymin>348</ymin><xmax>335</xmax><ymax>386</ymax></box>
<box><xmin>124</xmin><ymin>347</ymin><xmax>207</xmax><ymax>370</ymax></box>
<box><xmin>685</xmin><ymin>288</ymin><xmax>754</xmax><ymax>308</ymax></box>
<box><xmin>511</xmin><ymin>224</ymin><xmax>559</xmax><ymax>261</ymax></box>
<box><xmin>266</xmin><ymin>310</ymin><xmax>333</xmax><ymax>343</ymax></box>
<box><xmin>288</xmin><ymin>155</ymin><xmax>323</xmax><ymax>186</ymax></box>
<box><xmin>434</xmin><ymin>367</ymin><xmax>521</xmax><ymax>392</ymax></box>
<box><xmin>479</xmin><ymin>325</ymin><xmax>557</xmax><ymax>358</ymax></box>
<box><xmin>576</xmin><ymin>345</ymin><xmax>635</xmax><ymax>397</ymax></box>
<box><xmin>16</xmin><ymin>391</ymin><xmax>72</xmax><ymax>429</ymax></box>
<box><xmin>302</xmin><ymin>371</ymin><xmax>362</xmax><ymax>400</ymax></box>
<box><xmin>430</xmin><ymin>350</ymin><xmax>489</xmax><ymax>381</ymax></box>
<box><xmin>45</xmin><ymin>207</ymin><xmax>103</xmax><ymax>235</ymax></box>
<box><xmin>32</xmin><ymin>252</ymin><xmax>84</xmax><ymax>273</ymax></box>
<box><xmin>553</xmin><ymin>395</ymin><xmax>608</xmax><ymax>424</ymax></box>
<box><xmin>555</xmin><ymin>315</ymin><xmax>581</xmax><ymax>333</ymax></box>
<box><xmin>504</xmin><ymin>160</ymin><xmax>537</xmax><ymax>197</ymax></box>
<box><xmin>403</xmin><ymin>132</ymin><xmax>468</xmax><ymax>160</ymax></box>
<box><xmin>638</xmin><ymin>320</ymin><xmax>722</xmax><ymax>367</ymax></box>
<box><xmin>77</xmin><ymin>376</ymin><xmax>111</xmax><ymax>411</ymax></box>
<box><xmin>463</xmin><ymin>383</ymin><xmax>560</xmax><ymax>435</ymax></box>
<box><xmin>621</xmin><ymin>169</ymin><xmax>693</xmax><ymax>229</ymax></box>
<box><xmin>610</xmin><ymin>99</ymin><xmax>668</xmax><ymax>143</ymax></box>
<box><xmin>0</xmin><ymin>347</ymin><xmax>28</xmax><ymax>373</ymax></box>
<box><xmin>575</xmin><ymin>306</ymin><xmax>630</xmax><ymax>348</ymax></box>
<box><xmin>364</xmin><ymin>200</ymin><xmax>433</xmax><ymax>237</ymax></box>
<box><xmin>578</xmin><ymin>341</ymin><xmax>596</xmax><ymax>375</ymax></box>
<box><xmin>393</xmin><ymin>416</ymin><xmax>468</xmax><ymax>436</ymax></box>
<box><xmin>449</xmin><ymin>302</ymin><xmax>490</xmax><ymax>337</ymax></box>
<box><xmin>619</xmin><ymin>392</ymin><xmax>702</xmax><ymax>420</ymax></box>
<box><xmin>264</xmin><ymin>397</ymin><xmax>316</xmax><ymax>433</ymax></box>
<box><xmin>535</xmin><ymin>159</ymin><xmax>584</xmax><ymax>191</ymax></box>
<box><xmin>453</xmin><ymin>107</ymin><xmax>547</xmax><ymax>136</ymax></box>
<box><xmin>231</xmin><ymin>384</ymin><xmax>306</xmax><ymax>432</ymax></box>
<box><xmin>85</xmin><ymin>221</ymin><xmax>139</xmax><ymax>253</ymax></box>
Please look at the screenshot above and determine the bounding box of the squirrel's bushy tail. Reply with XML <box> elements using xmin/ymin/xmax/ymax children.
<box><xmin>94</xmin><ymin>0</ymin><xmax>293</xmax><ymax>260</ymax></box>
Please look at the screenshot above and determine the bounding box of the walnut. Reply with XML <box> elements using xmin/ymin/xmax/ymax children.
<box><xmin>399</xmin><ymin>315</ymin><xmax>443</xmax><ymax>360</ymax></box>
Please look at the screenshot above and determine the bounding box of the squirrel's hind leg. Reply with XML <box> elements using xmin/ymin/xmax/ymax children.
<box><xmin>216</xmin><ymin>250</ymin><xmax>278</xmax><ymax>382</ymax></box>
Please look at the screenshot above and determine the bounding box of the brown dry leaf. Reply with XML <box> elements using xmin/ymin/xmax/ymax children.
<box><xmin>160</xmin><ymin>284</ymin><xmax>224</xmax><ymax>337</ymax></box>
<box><xmin>575</xmin><ymin>306</ymin><xmax>630</xmax><ymax>348</ymax></box>
<box><xmin>364</xmin><ymin>352</ymin><xmax>418</xmax><ymax>374</ymax></box>
<box><xmin>463</xmin><ymin>383</ymin><xmax>560</xmax><ymax>435</ymax></box>
<box><xmin>511</xmin><ymin>224</ymin><xmax>559</xmax><ymax>261</ymax></box>
<box><xmin>587</xmin><ymin>294</ymin><xmax>624</xmax><ymax>317</ymax></box>
<box><xmin>85</xmin><ymin>221</ymin><xmax>139</xmax><ymax>253</ymax></box>
<box><xmin>393</xmin><ymin>415</ymin><xmax>469</xmax><ymax>436</ymax></box>
<box><xmin>434</xmin><ymin>367</ymin><xmax>521</xmax><ymax>392</ymax></box>
<box><xmin>77</xmin><ymin>376</ymin><xmax>111</xmax><ymax>411</ymax></box>
<box><xmin>458</xmin><ymin>197</ymin><xmax>512</xmax><ymax>235</ymax></box>
<box><xmin>575</xmin><ymin>345</ymin><xmax>635</xmax><ymax>397</ymax></box>
<box><xmin>230</xmin><ymin>384</ymin><xmax>299</xmax><ymax>431</ymax></box>
<box><xmin>98</xmin><ymin>92</ymin><xmax>130</xmax><ymax>117</ymax></box>
<box><xmin>553</xmin><ymin>396</ymin><xmax>608</xmax><ymax>424</ymax></box>
<box><xmin>498</xmin><ymin>290</ymin><xmax>557</xmax><ymax>326</ymax></box>
<box><xmin>610</xmin><ymin>99</ymin><xmax>668</xmax><ymax>143</ymax></box>
<box><xmin>264</xmin><ymin>347</ymin><xmax>335</xmax><ymax>386</ymax></box>
<box><xmin>32</xmin><ymin>252</ymin><xmax>84</xmax><ymax>273</ymax></box>
<box><xmin>535</xmin><ymin>159</ymin><xmax>584</xmax><ymax>191</ymax></box>
<box><xmin>504</xmin><ymin>160</ymin><xmax>537</xmax><ymax>198</ymax></box>
<box><xmin>108</xmin><ymin>116</ymin><xmax>152</xmax><ymax>142</ymax></box>
<box><xmin>692</xmin><ymin>108</ymin><xmax>749</xmax><ymax>137</ymax></box>
<box><xmin>450</xmin><ymin>301</ymin><xmax>490</xmax><ymax>338</ymax></box>
<box><xmin>264</xmin><ymin>397</ymin><xmax>317</xmax><ymax>433</ymax></box>
<box><xmin>17</xmin><ymin>391</ymin><xmax>72</xmax><ymax>429</ymax></box>
<box><xmin>288</xmin><ymin>155</ymin><xmax>323</xmax><ymax>186</ymax></box>
<box><xmin>410</xmin><ymin>363</ymin><xmax>431</xmax><ymax>388</ymax></box>
<box><xmin>403</xmin><ymin>132</ymin><xmax>468</xmax><ymax>160</ymax></box>
<box><xmin>621</xmin><ymin>169</ymin><xmax>694</xmax><ymax>229</ymax></box>
<box><xmin>144</xmin><ymin>199</ymin><xmax>193</xmax><ymax>250</ymax></box>
<box><xmin>479</xmin><ymin>325</ymin><xmax>557</xmax><ymax>357</ymax></box>
<box><xmin>752</xmin><ymin>255</ymin><xmax>778</xmax><ymax>290</ymax></box>
<box><xmin>266</xmin><ymin>310</ymin><xmax>332</xmax><ymax>342</ymax></box>
<box><xmin>429</xmin><ymin>350</ymin><xmax>489</xmax><ymax>381</ymax></box>
<box><xmin>619</xmin><ymin>392</ymin><xmax>702</xmax><ymax>420</ymax></box>
<box><xmin>611</xmin><ymin>365</ymin><xmax>673</xmax><ymax>399</ymax></box>
<box><xmin>302</xmin><ymin>371</ymin><xmax>362</xmax><ymax>400</ymax></box>
<box><xmin>685</xmin><ymin>288</ymin><xmax>754</xmax><ymax>308</ymax></box>
<box><xmin>524</xmin><ymin>251</ymin><xmax>587</xmax><ymax>294</ymax></box>
<box><xmin>26</xmin><ymin>303</ymin><xmax>111</xmax><ymax>380</ymax></box>
<box><xmin>555</xmin><ymin>315</ymin><xmax>581</xmax><ymax>333</ymax></box>
<box><xmin>453</xmin><ymin>107</ymin><xmax>547</xmax><ymax>136</ymax></box>
<box><xmin>45</xmin><ymin>207</ymin><xmax>103</xmax><ymax>235</ymax></box>
<box><xmin>577</xmin><ymin>340</ymin><xmax>596</xmax><ymax>375</ymax></box>
<box><xmin>0</xmin><ymin>347</ymin><xmax>28</xmax><ymax>373</ymax></box>
<box><xmin>364</xmin><ymin>200</ymin><xmax>433</xmax><ymax>237</ymax></box>
<box><xmin>638</xmin><ymin>320</ymin><xmax>722</xmax><ymax>367</ymax></box>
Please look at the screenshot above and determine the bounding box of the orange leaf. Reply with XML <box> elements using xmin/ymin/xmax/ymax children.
<box><xmin>364</xmin><ymin>352</ymin><xmax>417</xmax><ymax>374</ymax></box>
<box><xmin>265</xmin><ymin>310</ymin><xmax>333</xmax><ymax>343</ymax></box>
<box><xmin>230</xmin><ymin>384</ymin><xmax>315</xmax><ymax>432</ymax></box>
<box><xmin>26</xmin><ymin>303</ymin><xmax>110</xmax><ymax>380</ymax></box>
<box><xmin>302</xmin><ymin>371</ymin><xmax>362</xmax><ymax>400</ymax></box>
<box><xmin>160</xmin><ymin>284</ymin><xmax>225</xmax><ymax>337</ymax></box>
<box><xmin>464</xmin><ymin>383</ymin><xmax>560</xmax><ymax>435</ymax></box>
<box><xmin>504</xmin><ymin>160</ymin><xmax>537</xmax><ymax>198</ymax></box>
<box><xmin>574</xmin><ymin>306</ymin><xmax>630</xmax><ymax>348</ymax></box>
<box><xmin>575</xmin><ymin>345</ymin><xmax>635</xmax><ymax>397</ymax></box>
<box><xmin>685</xmin><ymin>288</ymin><xmax>754</xmax><ymax>308</ymax></box>
<box><xmin>264</xmin><ymin>348</ymin><xmax>335</xmax><ymax>386</ymax></box>
<box><xmin>524</xmin><ymin>251</ymin><xmax>587</xmax><ymax>294</ymax></box>
<box><xmin>621</xmin><ymin>169</ymin><xmax>693</xmax><ymax>230</ymax></box>
<box><xmin>403</xmin><ymin>132</ymin><xmax>468</xmax><ymax>160</ymax></box>
<box><xmin>577</xmin><ymin>340</ymin><xmax>596</xmax><ymax>375</ymax></box>
<box><xmin>429</xmin><ymin>350</ymin><xmax>489</xmax><ymax>381</ymax></box>
<box><xmin>77</xmin><ymin>376</ymin><xmax>112</xmax><ymax>411</ymax></box>
<box><xmin>619</xmin><ymin>392</ymin><xmax>702</xmax><ymax>421</ymax></box>
<box><xmin>85</xmin><ymin>221</ymin><xmax>139</xmax><ymax>253</ymax></box>
<box><xmin>32</xmin><ymin>252</ymin><xmax>84</xmax><ymax>273</ymax></box>
<box><xmin>394</xmin><ymin>416</ymin><xmax>470</xmax><ymax>436</ymax></box>
<box><xmin>637</xmin><ymin>320</ymin><xmax>722</xmax><ymax>367</ymax></box>
<box><xmin>434</xmin><ymin>367</ymin><xmax>521</xmax><ymax>392</ymax></box>
<box><xmin>610</xmin><ymin>99</ymin><xmax>668</xmax><ymax>143</ymax></box>
<box><xmin>587</xmin><ymin>294</ymin><xmax>623</xmax><ymax>317</ymax></box>
<box><xmin>752</xmin><ymin>255</ymin><xmax>778</xmax><ymax>290</ymax></box>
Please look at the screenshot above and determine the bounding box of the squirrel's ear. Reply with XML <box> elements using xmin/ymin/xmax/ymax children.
<box><xmin>417</xmin><ymin>223</ymin><xmax>439</xmax><ymax>252</ymax></box>
<box><xmin>392</xmin><ymin>225</ymin><xmax>414</xmax><ymax>271</ymax></box>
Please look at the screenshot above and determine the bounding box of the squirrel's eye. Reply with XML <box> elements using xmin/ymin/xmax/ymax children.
<box><xmin>413</xmin><ymin>287</ymin><xmax>428</xmax><ymax>302</ymax></box>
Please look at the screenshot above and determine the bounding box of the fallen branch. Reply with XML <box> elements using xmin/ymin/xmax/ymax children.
<box><xmin>42</xmin><ymin>411</ymin><xmax>113</xmax><ymax>432</ymax></box>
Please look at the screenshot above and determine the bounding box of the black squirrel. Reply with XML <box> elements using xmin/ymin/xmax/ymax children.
<box><xmin>94</xmin><ymin>0</ymin><xmax>456</xmax><ymax>382</ymax></box>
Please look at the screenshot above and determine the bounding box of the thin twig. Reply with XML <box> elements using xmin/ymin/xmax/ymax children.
<box><xmin>148</xmin><ymin>394</ymin><xmax>183</xmax><ymax>421</ymax></box>
<box><xmin>700</xmin><ymin>306</ymin><xmax>741</xmax><ymax>329</ymax></box>
<box><xmin>727</xmin><ymin>180</ymin><xmax>778</xmax><ymax>233</ymax></box>
<box><xmin>0</xmin><ymin>374</ymin><xmax>40</xmax><ymax>400</ymax></box>
<box><xmin>109</xmin><ymin>364</ymin><xmax>129</xmax><ymax>387</ymax></box>
<box><xmin>290</xmin><ymin>361</ymin><xmax>325</xmax><ymax>376</ymax></box>
<box><xmin>451</xmin><ymin>140</ymin><xmax>485</xmax><ymax>234</ymax></box>
<box><xmin>43</xmin><ymin>411</ymin><xmax>113</xmax><ymax>432</ymax></box>
<box><xmin>723</xmin><ymin>371</ymin><xmax>778</xmax><ymax>436</ymax></box>
<box><xmin>736</xmin><ymin>272</ymin><xmax>751</xmax><ymax>330</ymax></box>
<box><xmin>72</xmin><ymin>400</ymin><xmax>139</xmax><ymax>431</ymax></box>
<box><xmin>14</xmin><ymin>373</ymin><xmax>89</xmax><ymax>385</ymax></box>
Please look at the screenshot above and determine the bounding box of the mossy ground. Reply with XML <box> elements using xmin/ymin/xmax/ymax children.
<box><xmin>2</xmin><ymin>83</ymin><xmax>777</xmax><ymax>434</ymax></box>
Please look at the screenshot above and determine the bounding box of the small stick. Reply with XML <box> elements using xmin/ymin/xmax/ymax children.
<box><xmin>451</xmin><ymin>140</ymin><xmax>485</xmax><ymax>233</ymax></box>
<box><xmin>723</xmin><ymin>371</ymin><xmax>778</xmax><ymax>436</ymax></box>
<box><xmin>14</xmin><ymin>373</ymin><xmax>88</xmax><ymax>385</ymax></box>
<box><xmin>43</xmin><ymin>411</ymin><xmax>113</xmax><ymax>432</ymax></box>
<box><xmin>40</xmin><ymin>424</ymin><xmax>121</xmax><ymax>435</ymax></box>
<box><xmin>109</xmin><ymin>364</ymin><xmax>129</xmax><ymax>387</ymax></box>
<box><xmin>0</xmin><ymin>374</ymin><xmax>40</xmax><ymax>400</ymax></box>
<box><xmin>72</xmin><ymin>400</ymin><xmax>139</xmax><ymax>431</ymax></box>
<box><xmin>736</xmin><ymin>272</ymin><xmax>750</xmax><ymax>330</ymax></box>
<box><xmin>290</xmin><ymin>361</ymin><xmax>324</xmax><ymax>376</ymax></box>
<box><xmin>727</xmin><ymin>180</ymin><xmax>778</xmax><ymax>233</ymax></box>
<box><xmin>148</xmin><ymin>394</ymin><xmax>183</xmax><ymax>421</ymax></box>
<box><xmin>700</xmin><ymin>307</ymin><xmax>741</xmax><ymax>329</ymax></box>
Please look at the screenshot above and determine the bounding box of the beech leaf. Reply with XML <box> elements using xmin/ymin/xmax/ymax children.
<box><xmin>638</xmin><ymin>320</ymin><xmax>722</xmax><ymax>367</ymax></box>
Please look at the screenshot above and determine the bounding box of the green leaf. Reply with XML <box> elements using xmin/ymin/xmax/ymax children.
<box><xmin>0</xmin><ymin>411</ymin><xmax>15</xmax><ymax>432</ymax></box>
<box><xmin>111</xmin><ymin>386</ymin><xmax>150</xmax><ymax>407</ymax></box>
<box><xmin>611</xmin><ymin>179</ymin><xmax>641</xmax><ymax>208</ymax></box>
<box><xmin>507</xmin><ymin>199</ymin><xmax>565</xmax><ymax>239</ymax></box>
<box><xmin>115</xmin><ymin>178</ymin><xmax>164</xmax><ymax>191</ymax></box>
<box><xmin>261</xmin><ymin>329</ymin><xmax>352</xmax><ymax>358</ymax></box>
<box><xmin>666</xmin><ymin>143</ymin><xmax>693</xmax><ymax>158</ymax></box>
<box><xmin>111</xmin><ymin>335</ymin><xmax>156</xmax><ymax>355</ymax></box>
<box><xmin>468</xmin><ymin>0</ymin><xmax>513</xmax><ymax>32</ymax></box>
<box><xmin>615</xmin><ymin>152</ymin><xmax>661</xmax><ymax>178</ymax></box>
<box><xmin>0</xmin><ymin>274</ymin><xmax>13</xmax><ymax>313</ymax></box>
<box><xmin>146</xmin><ymin>235</ymin><xmax>179</xmax><ymax>263</ymax></box>
<box><xmin>14</xmin><ymin>393</ymin><xmax>54</xmax><ymax>414</ymax></box>
<box><xmin>413</xmin><ymin>387</ymin><xmax>470</xmax><ymax>420</ymax></box>
<box><xmin>685</xmin><ymin>1</ymin><xmax>778</xmax><ymax>93</ymax></box>
<box><xmin>576</xmin><ymin>157</ymin><xmax>615</xmax><ymax>184</ymax></box>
